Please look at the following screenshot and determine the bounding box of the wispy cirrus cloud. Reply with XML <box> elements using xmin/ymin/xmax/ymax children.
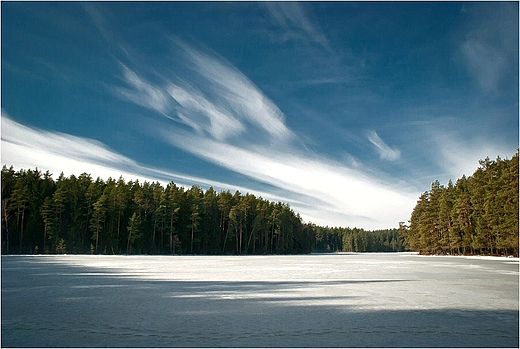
<box><xmin>262</xmin><ymin>2</ymin><xmax>333</xmax><ymax>54</ymax></box>
<box><xmin>159</xmin><ymin>127</ymin><xmax>417</xmax><ymax>228</ymax></box>
<box><xmin>115</xmin><ymin>63</ymin><xmax>170</xmax><ymax>116</ymax></box>
<box><xmin>113</xmin><ymin>41</ymin><xmax>418</xmax><ymax>229</ymax></box>
<box><xmin>1</xmin><ymin>113</ymin><xmax>289</xmax><ymax>202</ymax></box>
<box><xmin>367</xmin><ymin>130</ymin><xmax>401</xmax><ymax>161</ymax></box>
<box><xmin>2</xmin><ymin>114</ymin><xmax>159</xmax><ymax>183</ymax></box>
<box><xmin>116</xmin><ymin>42</ymin><xmax>294</xmax><ymax>144</ymax></box>
<box><xmin>428</xmin><ymin>127</ymin><xmax>514</xmax><ymax>182</ymax></box>
<box><xmin>177</xmin><ymin>42</ymin><xmax>293</xmax><ymax>142</ymax></box>
<box><xmin>82</xmin><ymin>2</ymin><xmax>114</xmax><ymax>44</ymax></box>
<box><xmin>461</xmin><ymin>39</ymin><xmax>506</xmax><ymax>93</ymax></box>
<box><xmin>459</xmin><ymin>3</ymin><xmax>518</xmax><ymax>94</ymax></box>
<box><xmin>167</xmin><ymin>83</ymin><xmax>245</xmax><ymax>140</ymax></box>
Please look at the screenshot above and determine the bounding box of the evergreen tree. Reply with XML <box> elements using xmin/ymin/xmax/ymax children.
<box><xmin>90</xmin><ymin>192</ymin><xmax>108</xmax><ymax>254</ymax></box>
<box><xmin>10</xmin><ymin>177</ymin><xmax>29</xmax><ymax>253</ymax></box>
<box><xmin>127</xmin><ymin>212</ymin><xmax>143</xmax><ymax>254</ymax></box>
<box><xmin>402</xmin><ymin>150</ymin><xmax>519</xmax><ymax>257</ymax></box>
<box><xmin>40</xmin><ymin>197</ymin><xmax>55</xmax><ymax>253</ymax></box>
<box><xmin>187</xmin><ymin>186</ymin><xmax>203</xmax><ymax>254</ymax></box>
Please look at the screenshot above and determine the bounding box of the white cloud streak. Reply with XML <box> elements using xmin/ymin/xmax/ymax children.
<box><xmin>7</xmin><ymin>39</ymin><xmax>419</xmax><ymax>229</ymax></box>
<box><xmin>111</xmin><ymin>41</ymin><xmax>419</xmax><ymax>229</ymax></box>
<box><xmin>263</xmin><ymin>2</ymin><xmax>333</xmax><ymax>53</ymax></box>
<box><xmin>2</xmin><ymin>116</ymin><xmax>136</xmax><ymax>170</ymax></box>
<box><xmin>459</xmin><ymin>3</ymin><xmax>518</xmax><ymax>94</ymax></box>
<box><xmin>428</xmin><ymin>128</ymin><xmax>514</xmax><ymax>182</ymax></box>
<box><xmin>461</xmin><ymin>39</ymin><xmax>506</xmax><ymax>93</ymax></box>
<box><xmin>82</xmin><ymin>2</ymin><xmax>114</xmax><ymax>44</ymax></box>
<box><xmin>116</xmin><ymin>64</ymin><xmax>170</xmax><ymax>115</ymax></box>
<box><xmin>0</xmin><ymin>114</ymin><xmax>289</xmax><ymax>203</ymax></box>
<box><xmin>166</xmin><ymin>83</ymin><xmax>244</xmax><ymax>141</ymax></box>
<box><xmin>161</xmin><ymin>129</ymin><xmax>417</xmax><ymax>228</ymax></box>
<box><xmin>178</xmin><ymin>43</ymin><xmax>293</xmax><ymax>142</ymax></box>
<box><xmin>367</xmin><ymin>130</ymin><xmax>401</xmax><ymax>161</ymax></box>
<box><xmin>116</xmin><ymin>43</ymin><xmax>293</xmax><ymax>144</ymax></box>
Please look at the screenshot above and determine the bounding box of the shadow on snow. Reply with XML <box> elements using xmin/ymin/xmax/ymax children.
<box><xmin>2</xmin><ymin>256</ymin><xmax>518</xmax><ymax>348</ymax></box>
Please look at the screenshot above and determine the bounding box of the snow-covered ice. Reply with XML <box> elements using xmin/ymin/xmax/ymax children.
<box><xmin>1</xmin><ymin>253</ymin><xmax>518</xmax><ymax>347</ymax></box>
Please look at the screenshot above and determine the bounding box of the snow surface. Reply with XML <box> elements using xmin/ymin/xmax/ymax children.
<box><xmin>1</xmin><ymin>253</ymin><xmax>518</xmax><ymax>347</ymax></box>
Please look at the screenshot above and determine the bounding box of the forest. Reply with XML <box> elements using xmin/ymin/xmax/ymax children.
<box><xmin>400</xmin><ymin>151</ymin><xmax>519</xmax><ymax>257</ymax></box>
<box><xmin>1</xmin><ymin>166</ymin><xmax>403</xmax><ymax>255</ymax></box>
<box><xmin>312</xmin><ymin>226</ymin><xmax>405</xmax><ymax>253</ymax></box>
<box><xmin>2</xmin><ymin>151</ymin><xmax>516</xmax><ymax>256</ymax></box>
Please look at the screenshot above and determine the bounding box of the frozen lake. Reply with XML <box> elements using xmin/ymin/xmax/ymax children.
<box><xmin>2</xmin><ymin>253</ymin><xmax>518</xmax><ymax>347</ymax></box>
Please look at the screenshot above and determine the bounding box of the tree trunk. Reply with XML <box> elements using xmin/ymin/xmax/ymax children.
<box><xmin>161</xmin><ymin>219</ymin><xmax>165</xmax><ymax>253</ymax></box>
<box><xmin>247</xmin><ymin>227</ymin><xmax>256</xmax><ymax>254</ymax></box>
<box><xmin>95</xmin><ymin>226</ymin><xmax>99</xmax><ymax>254</ymax></box>
<box><xmin>191</xmin><ymin>226</ymin><xmax>194</xmax><ymax>254</ymax></box>
<box><xmin>84</xmin><ymin>208</ymin><xmax>90</xmax><ymax>254</ymax></box>
<box><xmin>222</xmin><ymin>228</ymin><xmax>229</xmax><ymax>254</ymax></box>
<box><xmin>19</xmin><ymin>209</ymin><xmax>25</xmax><ymax>254</ymax></box>
<box><xmin>270</xmin><ymin>224</ymin><xmax>274</xmax><ymax>254</ymax></box>
<box><xmin>43</xmin><ymin>224</ymin><xmax>47</xmax><ymax>253</ymax></box>
<box><xmin>153</xmin><ymin>225</ymin><xmax>156</xmax><ymax>254</ymax></box>
<box><xmin>127</xmin><ymin>230</ymin><xmax>132</xmax><ymax>254</ymax></box>
<box><xmin>2</xmin><ymin>202</ymin><xmax>9</xmax><ymax>254</ymax></box>
<box><xmin>170</xmin><ymin>214</ymin><xmax>174</xmax><ymax>254</ymax></box>
<box><xmin>239</xmin><ymin>219</ymin><xmax>243</xmax><ymax>255</ymax></box>
<box><xmin>117</xmin><ymin>212</ymin><xmax>121</xmax><ymax>251</ymax></box>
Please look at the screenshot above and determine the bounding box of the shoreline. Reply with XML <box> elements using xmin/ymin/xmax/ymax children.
<box><xmin>393</xmin><ymin>251</ymin><xmax>519</xmax><ymax>262</ymax></box>
<box><xmin>3</xmin><ymin>251</ymin><xmax>519</xmax><ymax>262</ymax></box>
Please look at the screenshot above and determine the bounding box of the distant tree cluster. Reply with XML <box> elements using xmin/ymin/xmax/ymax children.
<box><xmin>1</xmin><ymin>167</ymin><xmax>315</xmax><ymax>255</ymax></box>
<box><xmin>312</xmin><ymin>226</ymin><xmax>406</xmax><ymax>253</ymax></box>
<box><xmin>400</xmin><ymin>151</ymin><xmax>519</xmax><ymax>257</ymax></box>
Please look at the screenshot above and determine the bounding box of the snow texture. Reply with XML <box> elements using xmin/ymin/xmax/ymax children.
<box><xmin>1</xmin><ymin>253</ymin><xmax>518</xmax><ymax>347</ymax></box>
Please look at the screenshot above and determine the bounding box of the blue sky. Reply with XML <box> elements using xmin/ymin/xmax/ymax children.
<box><xmin>2</xmin><ymin>2</ymin><xmax>518</xmax><ymax>229</ymax></box>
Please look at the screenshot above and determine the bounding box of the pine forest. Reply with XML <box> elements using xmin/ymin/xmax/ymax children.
<box><xmin>1</xmin><ymin>166</ymin><xmax>404</xmax><ymax>255</ymax></box>
<box><xmin>400</xmin><ymin>151</ymin><xmax>519</xmax><ymax>257</ymax></box>
<box><xmin>1</xmin><ymin>151</ymin><xmax>517</xmax><ymax>256</ymax></box>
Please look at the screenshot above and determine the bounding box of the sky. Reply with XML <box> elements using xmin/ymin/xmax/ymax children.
<box><xmin>1</xmin><ymin>2</ymin><xmax>518</xmax><ymax>230</ymax></box>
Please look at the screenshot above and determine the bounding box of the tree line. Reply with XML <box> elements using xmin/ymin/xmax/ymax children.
<box><xmin>312</xmin><ymin>226</ymin><xmax>405</xmax><ymax>253</ymax></box>
<box><xmin>1</xmin><ymin>167</ymin><xmax>316</xmax><ymax>255</ymax></box>
<box><xmin>1</xmin><ymin>166</ymin><xmax>409</xmax><ymax>255</ymax></box>
<box><xmin>400</xmin><ymin>151</ymin><xmax>519</xmax><ymax>257</ymax></box>
<box><xmin>6</xmin><ymin>149</ymin><xmax>513</xmax><ymax>257</ymax></box>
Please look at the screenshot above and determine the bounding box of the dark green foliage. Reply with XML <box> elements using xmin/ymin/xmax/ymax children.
<box><xmin>1</xmin><ymin>167</ymin><xmax>318</xmax><ymax>255</ymax></box>
<box><xmin>14</xmin><ymin>158</ymin><xmax>501</xmax><ymax>256</ymax></box>
<box><xmin>311</xmin><ymin>225</ymin><xmax>406</xmax><ymax>253</ymax></box>
<box><xmin>401</xmin><ymin>151</ymin><xmax>519</xmax><ymax>257</ymax></box>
